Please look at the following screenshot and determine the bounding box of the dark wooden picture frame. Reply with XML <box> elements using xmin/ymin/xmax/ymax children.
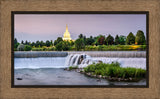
<box><xmin>0</xmin><ymin>0</ymin><xmax>160</xmax><ymax>99</ymax></box>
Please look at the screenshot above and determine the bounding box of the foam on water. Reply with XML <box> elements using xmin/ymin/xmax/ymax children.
<box><xmin>65</xmin><ymin>54</ymin><xmax>146</xmax><ymax>69</ymax></box>
<box><xmin>14</xmin><ymin>54</ymin><xmax>146</xmax><ymax>69</ymax></box>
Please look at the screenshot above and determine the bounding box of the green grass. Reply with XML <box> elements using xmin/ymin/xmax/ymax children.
<box><xmin>14</xmin><ymin>45</ymin><xmax>146</xmax><ymax>51</ymax></box>
<box><xmin>84</xmin><ymin>45</ymin><xmax>146</xmax><ymax>51</ymax></box>
<box><xmin>69</xmin><ymin>66</ymin><xmax>78</xmax><ymax>70</ymax></box>
<box><xmin>84</xmin><ymin>62</ymin><xmax>146</xmax><ymax>79</ymax></box>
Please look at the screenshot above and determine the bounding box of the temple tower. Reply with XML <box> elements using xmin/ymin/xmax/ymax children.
<box><xmin>63</xmin><ymin>24</ymin><xmax>72</xmax><ymax>41</ymax></box>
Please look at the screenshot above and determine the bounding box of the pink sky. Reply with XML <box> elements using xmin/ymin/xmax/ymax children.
<box><xmin>15</xmin><ymin>14</ymin><xmax>146</xmax><ymax>42</ymax></box>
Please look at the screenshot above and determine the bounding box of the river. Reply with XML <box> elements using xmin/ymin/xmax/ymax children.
<box><xmin>14</xmin><ymin>52</ymin><xmax>146</xmax><ymax>85</ymax></box>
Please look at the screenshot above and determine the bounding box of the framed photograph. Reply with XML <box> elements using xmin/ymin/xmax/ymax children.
<box><xmin>12</xmin><ymin>11</ymin><xmax>149</xmax><ymax>87</ymax></box>
<box><xmin>0</xmin><ymin>0</ymin><xmax>160</xmax><ymax>99</ymax></box>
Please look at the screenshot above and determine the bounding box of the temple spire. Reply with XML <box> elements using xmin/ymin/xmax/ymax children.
<box><xmin>66</xmin><ymin>24</ymin><xmax>68</xmax><ymax>31</ymax></box>
<box><xmin>63</xmin><ymin>24</ymin><xmax>71</xmax><ymax>41</ymax></box>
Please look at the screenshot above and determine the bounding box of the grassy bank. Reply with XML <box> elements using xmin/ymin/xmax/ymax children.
<box><xmin>67</xmin><ymin>62</ymin><xmax>146</xmax><ymax>81</ymax></box>
<box><xmin>84</xmin><ymin>45</ymin><xmax>146</xmax><ymax>51</ymax></box>
<box><xmin>83</xmin><ymin>62</ymin><xmax>146</xmax><ymax>79</ymax></box>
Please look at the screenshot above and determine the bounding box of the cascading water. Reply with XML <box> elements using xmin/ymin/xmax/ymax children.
<box><xmin>65</xmin><ymin>54</ymin><xmax>146</xmax><ymax>69</ymax></box>
<box><xmin>65</xmin><ymin>54</ymin><xmax>88</xmax><ymax>66</ymax></box>
<box><xmin>65</xmin><ymin>54</ymin><xmax>116</xmax><ymax>68</ymax></box>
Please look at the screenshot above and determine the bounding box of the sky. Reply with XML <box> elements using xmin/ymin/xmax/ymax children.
<box><xmin>14</xmin><ymin>14</ymin><xmax>146</xmax><ymax>42</ymax></box>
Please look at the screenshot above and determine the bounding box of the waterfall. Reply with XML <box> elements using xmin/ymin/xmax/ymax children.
<box><xmin>65</xmin><ymin>54</ymin><xmax>105</xmax><ymax>68</ymax></box>
<box><xmin>65</xmin><ymin>54</ymin><xmax>88</xmax><ymax>66</ymax></box>
<box><xmin>65</xmin><ymin>53</ymin><xmax>146</xmax><ymax>69</ymax></box>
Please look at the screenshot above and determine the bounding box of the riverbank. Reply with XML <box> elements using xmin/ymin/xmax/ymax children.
<box><xmin>66</xmin><ymin>62</ymin><xmax>146</xmax><ymax>82</ymax></box>
<box><xmin>14</xmin><ymin>51</ymin><xmax>146</xmax><ymax>58</ymax></box>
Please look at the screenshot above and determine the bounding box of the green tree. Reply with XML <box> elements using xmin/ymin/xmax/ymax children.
<box><xmin>119</xmin><ymin>35</ymin><xmax>126</xmax><ymax>45</ymax></box>
<box><xmin>40</xmin><ymin>41</ymin><xmax>45</xmax><ymax>47</ymax></box>
<box><xmin>70</xmin><ymin>40</ymin><xmax>74</xmax><ymax>46</ymax></box>
<box><xmin>97</xmin><ymin>36</ymin><xmax>105</xmax><ymax>45</ymax></box>
<box><xmin>31</xmin><ymin>42</ymin><xmax>35</xmax><ymax>47</ymax></box>
<box><xmin>115</xmin><ymin>35</ymin><xmax>120</xmax><ymax>45</ymax></box>
<box><xmin>105</xmin><ymin>34</ymin><xmax>114</xmax><ymax>45</ymax></box>
<box><xmin>75</xmin><ymin>38</ymin><xmax>85</xmax><ymax>51</ymax></box>
<box><xmin>86</xmin><ymin>36</ymin><xmax>95</xmax><ymax>45</ymax></box>
<box><xmin>78</xmin><ymin>34</ymin><xmax>83</xmax><ymax>39</ymax></box>
<box><xmin>54</xmin><ymin>37</ymin><xmax>63</xmax><ymax>46</ymax></box>
<box><xmin>62</xmin><ymin>41</ymin><xmax>71</xmax><ymax>51</ymax></box>
<box><xmin>14</xmin><ymin>38</ymin><xmax>18</xmax><ymax>44</ymax></box>
<box><xmin>46</xmin><ymin>40</ymin><xmax>51</xmax><ymax>47</ymax></box>
<box><xmin>25</xmin><ymin>40</ymin><xmax>29</xmax><ymax>45</ymax></box>
<box><xmin>35</xmin><ymin>41</ymin><xmax>40</xmax><ymax>47</ymax></box>
<box><xmin>135</xmin><ymin>30</ymin><xmax>146</xmax><ymax>45</ymax></box>
<box><xmin>50</xmin><ymin>40</ymin><xmax>53</xmax><ymax>46</ymax></box>
<box><xmin>14</xmin><ymin>38</ymin><xmax>19</xmax><ymax>48</ymax></box>
<box><xmin>55</xmin><ymin>41</ymin><xmax>63</xmax><ymax>51</ymax></box>
<box><xmin>24</xmin><ymin>45</ymin><xmax>32</xmax><ymax>51</ymax></box>
<box><xmin>21</xmin><ymin>40</ymin><xmax>24</xmax><ymax>44</ymax></box>
<box><xmin>126</xmin><ymin>32</ymin><xmax>135</xmax><ymax>45</ymax></box>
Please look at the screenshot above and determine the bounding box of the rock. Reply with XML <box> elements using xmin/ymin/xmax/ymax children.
<box><xmin>80</xmin><ymin>71</ymin><xmax>85</xmax><ymax>74</ymax></box>
<box><xmin>118</xmin><ymin>78</ymin><xmax>121</xmax><ymax>81</ymax></box>
<box><xmin>93</xmin><ymin>75</ymin><xmax>96</xmax><ymax>78</ymax></box>
<box><xmin>124</xmin><ymin>79</ymin><xmax>128</xmax><ymax>81</ymax></box>
<box><xmin>111</xmin><ymin>77</ymin><xmax>116</xmax><ymax>81</ymax></box>
<box><xmin>86</xmin><ymin>73</ymin><xmax>91</xmax><ymax>76</ymax></box>
<box><xmin>102</xmin><ymin>76</ymin><xmax>106</xmax><ymax>79</ymax></box>
<box><xmin>121</xmin><ymin>78</ymin><xmax>124</xmax><ymax>81</ymax></box>
<box><xmin>97</xmin><ymin>75</ymin><xmax>102</xmax><ymax>78</ymax></box>
<box><xmin>16</xmin><ymin>78</ymin><xmax>23</xmax><ymax>80</ymax></box>
<box><xmin>105</xmin><ymin>76</ymin><xmax>109</xmax><ymax>79</ymax></box>
<box><xmin>129</xmin><ymin>77</ymin><xmax>132</xmax><ymax>81</ymax></box>
<box><xmin>64</xmin><ymin>68</ymin><xmax>67</xmax><ymax>70</ymax></box>
<box><xmin>98</xmin><ymin>60</ymin><xmax>103</xmax><ymax>63</ymax></box>
<box><xmin>97</xmin><ymin>79</ymin><xmax>101</xmax><ymax>82</ymax></box>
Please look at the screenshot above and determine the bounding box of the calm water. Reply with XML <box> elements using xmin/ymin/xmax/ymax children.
<box><xmin>14</xmin><ymin>56</ymin><xmax>146</xmax><ymax>85</ymax></box>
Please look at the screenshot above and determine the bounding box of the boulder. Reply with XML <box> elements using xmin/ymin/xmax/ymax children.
<box><xmin>16</xmin><ymin>78</ymin><xmax>23</xmax><ymax>80</ymax></box>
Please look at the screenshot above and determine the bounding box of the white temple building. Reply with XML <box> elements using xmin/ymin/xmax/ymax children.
<box><xmin>63</xmin><ymin>24</ymin><xmax>72</xmax><ymax>41</ymax></box>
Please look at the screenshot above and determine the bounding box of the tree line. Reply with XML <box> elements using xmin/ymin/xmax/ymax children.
<box><xmin>14</xmin><ymin>30</ymin><xmax>146</xmax><ymax>51</ymax></box>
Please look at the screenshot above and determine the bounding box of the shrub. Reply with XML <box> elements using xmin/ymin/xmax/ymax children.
<box><xmin>24</xmin><ymin>45</ymin><xmax>32</xmax><ymax>51</ymax></box>
<box><xmin>69</xmin><ymin>66</ymin><xmax>78</xmax><ymax>70</ymax></box>
<box><xmin>32</xmin><ymin>48</ymin><xmax>43</xmax><ymax>51</ymax></box>
<box><xmin>84</xmin><ymin>62</ymin><xmax>146</xmax><ymax>78</ymax></box>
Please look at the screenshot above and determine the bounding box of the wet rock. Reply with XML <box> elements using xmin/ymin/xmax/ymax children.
<box><xmin>66</xmin><ymin>68</ymin><xmax>70</xmax><ymax>71</ymax></box>
<box><xmin>118</xmin><ymin>78</ymin><xmax>121</xmax><ymax>81</ymax></box>
<box><xmin>105</xmin><ymin>76</ymin><xmax>109</xmax><ymax>79</ymax></box>
<box><xmin>124</xmin><ymin>79</ymin><xmax>129</xmax><ymax>81</ymax></box>
<box><xmin>98</xmin><ymin>60</ymin><xmax>103</xmax><ymax>63</ymax></box>
<box><xmin>129</xmin><ymin>77</ymin><xmax>132</xmax><ymax>81</ymax></box>
<box><xmin>86</xmin><ymin>73</ymin><xmax>91</xmax><ymax>76</ymax></box>
<box><xmin>97</xmin><ymin>75</ymin><xmax>102</xmax><ymax>78</ymax></box>
<box><xmin>111</xmin><ymin>77</ymin><xmax>116</xmax><ymax>81</ymax></box>
<box><xmin>102</xmin><ymin>76</ymin><xmax>106</xmax><ymax>79</ymax></box>
<box><xmin>97</xmin><ymin>79</ymin><xmax>101</xmax><ymax>82</ymax></box>
<box><xmin>93</xmin><ymin>75</ymin><xmax>96</xmax><ymax>78</ymax></box>
<box><xmin>16</xmin><ymin>78</ymin><xmax>23</xmax><ymax>80</ymax></box>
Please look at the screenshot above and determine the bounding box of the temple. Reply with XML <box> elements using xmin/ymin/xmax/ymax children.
<box><xmin>63</xmin><ymin>24</ymin><xmax>72</xmax><ymax>41</ymax></box>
